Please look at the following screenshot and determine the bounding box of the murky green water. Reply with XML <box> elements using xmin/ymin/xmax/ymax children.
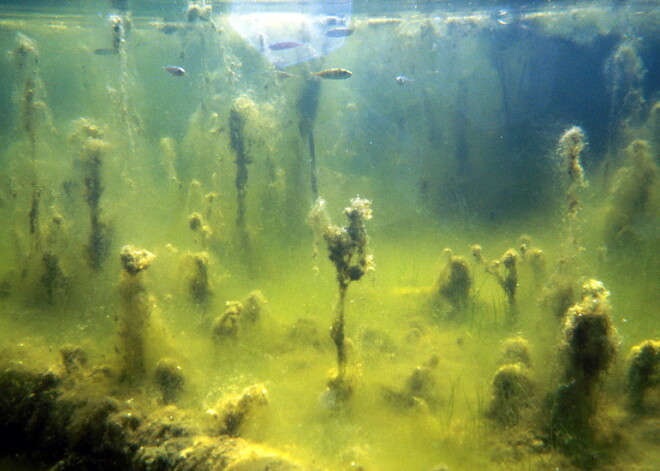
<box><xmin>0</xmin><ymin>1</ymin><xmax>658</xmax><ymax>470</ymax></box>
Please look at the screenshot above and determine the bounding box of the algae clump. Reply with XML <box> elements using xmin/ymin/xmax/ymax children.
<box><xmin>310</xmin><ymin>196</ymin><xmax>374</xmax><ymax>405</ymax></box>
<box><xmin>118</xmin><ymin>245</ymin><xmax>155</xmax><ymax>385</ymax></box>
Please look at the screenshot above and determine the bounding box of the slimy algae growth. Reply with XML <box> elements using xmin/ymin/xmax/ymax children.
<box><xmin>0</xmin><ymin>3</ymin><xmax>658</xmax><ymax>471</ymax></box>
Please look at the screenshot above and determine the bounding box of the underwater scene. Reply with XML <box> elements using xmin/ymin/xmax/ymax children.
<box><xmin>0</xmin><ymin>0</ymin><xmax>658</xmax><ymax>470</ymax></box>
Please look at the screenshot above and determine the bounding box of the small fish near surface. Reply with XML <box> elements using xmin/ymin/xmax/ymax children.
<box><xmin>312</xmin><ymin>68</ymin><xmax>352</xmax><ymax>80</ymax></box>
<box><xmin>325</xmin><ymin>27</ymin><xmax>354</xmax><ymax>38</ymax></box>
<box><xmin>395</xmin><ymin>75</ymin><xmax>414</xmax><ymax>85</ymax></box>
<box><xmin>268</xmin><ymin>41</ymin><xmax>304</xmax><ymax>51</ymax></box>
<box><xmin>164</xmin><ymin>65</ymin><xmax>186</xmax><ymax>76</ymax></box>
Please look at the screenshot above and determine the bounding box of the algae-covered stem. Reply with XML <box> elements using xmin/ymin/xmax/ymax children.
<box><xmin>297</xmin><ymin>78</ymin><xmax>322</xmax><ymax>201</ymax></box>
<box><xmin>546</xmin><ymin>279</ymin><xmax>618</xmax><ymax>458</ymax></box>
<box><xmin>12</xmin><ymin>34</ymin><xmax>50</xmax><ymax>252</ymax></box>
<box><xmin>557</xmin><ymin>126</ymin><xmax>588</xmax><ymax>253</ymax></box>
<box><xmin>307</xmin><ymin>132</ymin><xmax>318</xmax><ymax>200</ymax></box>
<box><xmin>118</xmin><ymin>245</ymin><xmax>155</xmax><ymax>385</ymax></box>
<box><xmin>310</xmin><ymin>197</ymin><xmax>374</xmax><ymax>402</ymax></box>
<box><xmin>229</xmin><ymin>105</ymin><xmax>251</xmax><ymax>238</ymax></box>
<box><xmin>72</xmin><ymin>120</ymin><xmax>112</xmax><ymax>271</ymax></box>
<box><xmin>332</xmin><ymin>277</ymin><xmax>349</xmax><ymax>380</ymax></box>
<box><xmin>84</xmin><ymin>142</ymin><xmax>107</xmax><ymax>270</ymax></box>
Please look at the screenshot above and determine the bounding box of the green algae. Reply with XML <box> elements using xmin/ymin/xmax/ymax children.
<box><xmin>0</xmin><ymin>5</ymin><xmax>658</xmax><ymax>471</ymax></box>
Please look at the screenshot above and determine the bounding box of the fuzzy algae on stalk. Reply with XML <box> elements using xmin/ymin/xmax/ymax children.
<box><xmin>557</xmin><ymin>126</ymin><xmax>588</xmax><ymax>258</ymax></box>
<box><xmin>626</xmin><ymin>339</ymin><xmax>660</xmax><ymax>413</ymax></box>
<box><xmin>310</xmin><ymin>196</ymin><xmax>374</xmax><ymax>405</ymax></box>
<box><xmin>603</xmin><ymin>139</ymin><xmax>657</xmax><ymax>250</ymax></box>
<box><xmin>71</xmin><ymin>119</ymin><xmax>113</xmax><ymax>271</ymax></box>
<box><xmin>545</xmin><ymin>279</ymin><xmax>619</xmax><ymax>467</ymax></box>
<box><xmin>434</xmin><ymin>248</ymin><xmax>472</xmax><ymax>318</ymax></box>
<box><xmin>118</xmin><ymin>245</ymin><xmax>155</xmax><ymax>385</ymax></box>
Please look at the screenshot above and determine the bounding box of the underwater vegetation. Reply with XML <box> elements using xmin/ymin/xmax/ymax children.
<box><xmin>71</xmin><ymin>118</ymin><xmax>113</xmax><ymax>271</ymax></box>
<box><xmin>471</xmin><ymin>245</ymin><xmax>519</xmax><ymax>325</ymax></box>
<box><xmin>626</xmin><ymin>340</ymin><xmax>660</xmax><ymax>414</ymax></box>
<box><xmin>310</xmin><ymin>196</ymin><xmax>374</xmax><ymax>405</ymax></box>
<box><xmin>546</xmin><ymin>280</ymin><xmax>618</xmax><ymax>445</ymax></box>
<box><xmin>602</xmin><ymin>139</ymin><xmax>658</xmax><ymax>250</ymax></box>
<box><xmin>434</xmin><ymin>248</ymin><xmax>472</xmax><ymax>318</ymax></box>
<box><xmin>0</xmin><ymin>3</ymin><xmax>658</xmax><ymax>471</ymax></box>
<box><xmin>118</xmin><ymin>245</ymin><xmax>156</xmax><ymax>385</ymax></box>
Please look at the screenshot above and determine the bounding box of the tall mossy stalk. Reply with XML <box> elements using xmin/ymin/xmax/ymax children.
<box><xmin>118</xmin><ymin>245</ymin><xmax>155</xmax><ymax>386</ymax></box>
<box><xmin>603</xmin><ymin>140</ymin><xmax>657</xmax><ymax>251</ymax></box>
<box><xmin>310</xmin><ymin>197</ymin><xmax>374</xmax><ymax>404</ymax></box>
<box><xmin>297</xmin><ymin>78</ymin><xmax>321</xmax><ymax>201</ymax></box>
<box><xmin>538</xmin><ymin>128</ymin><xmax>588</xmax><ymax>324</ymax></box>
<box><xmin>229</xmin><ymin>102</ymin><xmax>251</xmax><ymax>242</ymax></box>
<box><xmin>11</xmin><ymin>33</ymin><xmax>55</xmax><ymax>253</ymax></box>
<box><xmin>546</xmin><ymin>279</ymin><xmax>618</xmax><ymax>465</ymax></box>
<box><xmin>72</xmin><ymin>121</ymin><xmax>113</xmax><ymax>271</ymax></box>
<box><xmin>557</xmin><ymin>126</ymin><xmax>588</xmax><ymax>255</ymax></box>
<box><xmin>12</xmin><ymin>33</ymin><xmax>53</xmax><ymax>160</ymax></box>
<box><xmin>83</xmin><ymin>141</ymin><xmax>110</xmax><ymax>270</ymax></box>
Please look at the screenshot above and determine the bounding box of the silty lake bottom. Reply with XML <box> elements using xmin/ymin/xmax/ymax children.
<box><xmin>0</xmin><ymin>1</ymin><xmax>658</xmax><ymax>470</ymax></box>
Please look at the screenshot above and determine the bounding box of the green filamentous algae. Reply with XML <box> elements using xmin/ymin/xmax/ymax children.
<box><xmin>0</xmin><ymin>2</ymin><xmax>658</xmax><ymax>470</ymax></box>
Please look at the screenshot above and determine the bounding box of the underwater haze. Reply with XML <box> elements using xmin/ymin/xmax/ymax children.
<box><xmin>0</xmin><ymin>1</ymin><xmax>658</xmax><ymax>471</ymax></box>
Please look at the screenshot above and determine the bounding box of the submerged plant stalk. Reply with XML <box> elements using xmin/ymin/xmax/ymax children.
<box><xmin>73</xmin><ymin>121</ymin><xmax>112</xmax><ymax>271</ymax></box>
<box><xmin>310</xmin><ymin>197</ymin><xmax>374</xmax><ymax>403</ymax></box>
<box><xmin>12</xmin><ymin>34</ymin><xmax>55</xmax><ymax>255</ymax></box>
<box><xmin>557</xmin><ymin>126</ymin><xmax>588</xmax><ymax>255</ymax></box>
<box><xmin>118</xmin><ymin>245</ymin><xmax>155</xmax><ymax>385</ymax></box>
<box><xmin>298</xmin><ymin>78</ymin><xmax>321</xmax><ymax>201</ymax></box>
<box><xmin>229</xmin><ymin>104</ymin><xmax>251</xmax><ymax>240</ymax></box>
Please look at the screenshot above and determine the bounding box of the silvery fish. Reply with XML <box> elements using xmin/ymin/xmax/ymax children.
<box><xmin>268</xmin><ymin>41</ymin><xmax>304</xmax><ymax>51</ymax></box>
<box><xmin>312</xmin><ymin>68</ymin><xmax>352</xmax><ymax>80</ymax></box>
<box><xmin>325</xmin><ymin>27</ymin><xmax>354</xmax><ymax>38</ymax></box>
<box><xmin>275</xmin><ymin>70</ymin><xmax>294</xmax><ymax>79</ymax></box>
<box><xmin>164</xmin><ymin>65</ymin><xmax>186</xmax><ymax>76</ymax></box>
